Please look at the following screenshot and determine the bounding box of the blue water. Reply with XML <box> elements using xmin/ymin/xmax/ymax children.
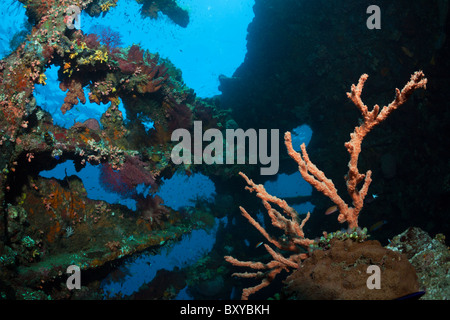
<box><xmin>0</xmin><ymin>0</ymin><xmax>28</xmax><ymax>58</ymax></box>
<box><xmin>80</xmin><ymin>0</ymin><xmax>255</xmax><ymax>98</ymax></box>
<box><xmin>39</xmin><ymin>161</ymin><xmax>216</xmax><ymax>211</ymax></box>
<box><xmin>101</xmin><ymin>217</ymin><xmax>224</xmax><ymax>298</ymax></box>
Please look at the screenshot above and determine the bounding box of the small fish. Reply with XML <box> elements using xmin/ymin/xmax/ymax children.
<box><xmin>325</xmin><ymin>205</ymin><xmax>338</xmax><ymax>215</ymax></box>
<box><xmin>364</xmin><ymin>193</ymin><xmax>378</xmax><ymax>204</ymax></box>
<box><xmin>369</xmin><ymin>220</ymin><xmax>387</xmax><ymax>232</ymax></box>
<box><xmin>44</xmin><ymin>131</ymin><xmax>54</xmax><ymax>145</ymax></box>
<box><xmin>255</xmin><ymin>241</ymin><xmax>264</xmax><ymax>248</ymax></box>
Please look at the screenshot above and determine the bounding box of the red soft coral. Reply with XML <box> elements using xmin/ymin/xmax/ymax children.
<box><xmin>113</xmin><ymin>45</ymin><xmax>169</xmax><ymax>91</ymax></box>
<box><xmin>136</xmin><ymin>63</ymin><xmax>169</xmax><ymax>94</ymax></box>
<box><xmin>117</xmin><ymin>59</ymin><xmax>137</xmax><ymax>74</ymax></box>
<box><xmin>128</xmin><ymin>44</ymin><xmax>144</xmax><ymax>63</ymax></box>
<box><xmin>99</xmin><ymin>155</ymin><xmax>158</xmax><ymax>196</ymax></box>
<box><xmin>84</xmin><ymin>34</ymin><xmax>101</xmax><ymax>49</ymax></box>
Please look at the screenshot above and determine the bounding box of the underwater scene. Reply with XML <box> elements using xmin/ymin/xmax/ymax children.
<box><xmin>0</xmin><ymin>0</ymin><xmax>449</xmax><ymax>305</ymax></box>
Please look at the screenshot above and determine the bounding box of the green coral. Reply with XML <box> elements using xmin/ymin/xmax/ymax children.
<box><xmin>0</xmin><ymin>246</ymin><xmax>17</xmax><ymax>267</ymax></box>
<box><xmin>314</xmin><ymin>227</ymin><xmax>370</xmax><ymax>250</ymax></box>
<box><xmin>21</xmin><ymin>236</ymin><xmax>36</xmax><ymax>248</ymax></box>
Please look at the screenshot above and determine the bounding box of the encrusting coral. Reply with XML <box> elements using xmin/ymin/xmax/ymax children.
<box><xmin>0</xmin><ymin>0</ymin><xmax>232</xmax><ymax>298</ymax></box>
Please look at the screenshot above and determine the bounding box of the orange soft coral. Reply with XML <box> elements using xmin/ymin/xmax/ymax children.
<box><xmin>285</xmin><ymin>71</ymin><xmax>427</xmax><ymax>229</ymax></box>
<box><xmin>59</xmin><ymin>79</ymin><xmax>86</xmax><ymax>114</ymax></box>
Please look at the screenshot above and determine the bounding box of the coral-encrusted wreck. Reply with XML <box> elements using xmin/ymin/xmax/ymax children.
<box><xmin>0</xmin><ymin>0</ymin><xmax>229</xmax><ymax>299</ymax></box>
